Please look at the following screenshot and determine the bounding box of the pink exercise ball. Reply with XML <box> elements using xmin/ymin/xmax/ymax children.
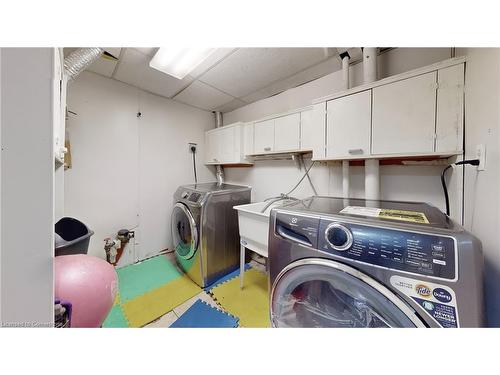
<box><xmin>55</xmin><ymin>254</ymin><xmax>118</xmax><ymax>328</ymax></box>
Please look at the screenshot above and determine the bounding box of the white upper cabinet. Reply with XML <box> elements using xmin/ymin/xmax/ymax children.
<box><xmin>254</xmin><ymin>119</ymin><xmax>275</xmax><ymax>153</ymax></box>
<box><xmin>243</xmin><ymin>122</ymin><xmax>254</xmax><ymax>157</ymax></box>
<box><xmin>326</xmin><ymin>90</ymin><xmax>372</xmax><ymax>159</ymax></box>
<box><xmin>435</xmin><ymin>64</ymin><xmax>464</xmax><ymax>153</ymax></box>
<box><xmin>248</xmin><ymin>106</ymin><xmax>326</xmax><ymax>158</ymax></box>
<box><xmin>204</xmin><ymin>122</ymin><xmax>252</xmax><ymax>165</ymax></box>
<box><xmin>300</xmin><ymin>103</ymin><xmax>326</xmax><ymax>158</ymax></box>
<box><xmin>274</xmin><ymin>113</ymin><xmax>300</xmax><ymax>152</ymax></box>
<box><xmin>372</xmin><ymin>71</ymin><xmax>437</xmax><ymax>155</ymax></box>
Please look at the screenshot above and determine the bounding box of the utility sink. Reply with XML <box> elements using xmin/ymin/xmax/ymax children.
<box><xmin>233</xmin><ymin>200</ymin><xmax>291</xmax><ymax>257</ymax></box>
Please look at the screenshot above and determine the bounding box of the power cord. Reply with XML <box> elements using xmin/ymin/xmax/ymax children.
<box><xmin>441</xmin><ymin>159</ymin><xmax>480</xmax><ymax>216</ymax></box>
<box><xmin>190</xmin><ymin>145</ymin><xmax>198</xmax><ymax>184</ymax></box>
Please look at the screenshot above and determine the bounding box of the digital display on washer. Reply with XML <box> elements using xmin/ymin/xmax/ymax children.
<box><xmin>318</xmin><ymin>220</ymin><xmax>456</xmax><ymax>280</ymax></box>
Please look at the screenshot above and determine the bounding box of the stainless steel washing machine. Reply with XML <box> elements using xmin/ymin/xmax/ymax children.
<box><xmin>172</xmin><ymin>182</ymin><xmax>251</xmax><ymax>288</ymax></box>
<box><xmin>268</xmin><ymin>196</ymin><xmax>485</xmax><ymax>327</ymax></box>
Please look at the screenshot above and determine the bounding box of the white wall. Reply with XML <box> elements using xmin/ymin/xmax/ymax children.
<box><xmin>65</xmin><ymin>72</ymin><xmax>215</xmax><ymax>262</ymax></box>
<box><xmin>224</xmin><ymin>48</ymin><xmax>460</xmax><ymax>219</ymax></box>
<box><xmin>224</xmin><ymin>48</ymin><xmax>453</xmax><ymax>124</ymax></box>
<box><xmin>457</xmin><ymin>48</ymin><xmax>500</xmax><ymax>326</ymax></box>
<box><xmin>0</xmin><ymin>48</ymin><xmax>55</xmax><ymax>326</ymax></box>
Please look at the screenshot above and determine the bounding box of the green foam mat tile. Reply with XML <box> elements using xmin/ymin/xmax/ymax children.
<box><xmin>102</xmin><ymin>304</ymin><xmax>129</xmax><ymax>328</ymax></box>
<box><xmin>116</xmin><ymin>255</ymin><xmax>182</xmax><ymax>302</ymax></box>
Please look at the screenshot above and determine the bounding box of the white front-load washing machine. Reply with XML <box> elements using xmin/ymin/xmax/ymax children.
<box><xmin>268</xmin><ymin>197</ymin><xmax>484</xmax><ymax>327</ymax></box>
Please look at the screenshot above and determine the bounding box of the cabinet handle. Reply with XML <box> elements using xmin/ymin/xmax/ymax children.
<box><xmin>264</xmin><ymin>147</ymin><xmax>271</xmax><ymax>151</ymax></box>
<box><xmin>348</xmin><ymin>148</ymin><xmax>363</xmax><ymax>154</ymax></box>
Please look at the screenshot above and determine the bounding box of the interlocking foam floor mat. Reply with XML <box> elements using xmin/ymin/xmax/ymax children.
<box><xmin>206</xmin><ymin>263</ymin><xmax>251</xmax><ymax>292</ymax></box>
<box><xmin>123</xmin><ymin>276</ymin><xmax>201</xmax><ymax>327</ymax></box>
<box><xmin>102</xmin><ymin>304</ymin><xmax>129</xmax><ymax>328</ymax></box>
<box><xmin>210</xmin><ymin>268</ymin><xmax>270</xmax><ymax>328</ymax></box>
<box><xmin>170</xmin><ymin>300</ymin><xmax>239</xmax><ymax>328</ymax></box>
<box><xmin>102</xmin><ymin>255</ymin><xmax>202</xmax><ymax>328</ymax></box>
<box><xmin>116</xmin><ymin>255</ymin><xmax>183</xmax><ymax>303</ymax></box>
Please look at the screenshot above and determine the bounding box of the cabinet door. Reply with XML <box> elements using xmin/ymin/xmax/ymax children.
<box><xmin>372</xmin><ymin>71</ymin><xmax>437</xmax><ymax>155</ymax></box>
<box><xmin>326</xmin><ymin>90</ymin><xmax>372</xmax><ymax>159</ymax></box>
<box><xmin>436</xmin><ymin>64</ymin><xmax>464</xmax><ymax>153</ymax></box>
<box><xmin>205</xmin><ymin>131</ymin><xmax>219</xmax><ymax>163</ymax></box>
<box><xmin>254</xmin><ymin>119</ymin><xmax>275</xmax><ymax>153</ymax></box>
<box><xmin>243</xmin><ymin>122</ymin><xmax>254</xmax><ymax>157</ymax></box>
<box><xmin>218</xmin><ymin>126</ymin><xmax>235</xmax><ymax>163</ymax></box>
<box><xmin>300</xmin><ymin>109</ymin><xmax>314</xmax><ymax>151</ymax></box>
<box><xmin>274</xmin><ymin>113</ymin><xmax>300</xmax><ymax>152</ymax></box>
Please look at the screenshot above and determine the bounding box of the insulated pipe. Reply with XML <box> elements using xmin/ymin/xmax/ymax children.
<box><xmin>340</xmin><ymin>51</ymin><xmax>351</xmax><ymax>199</ymax></box>
<box><xmin>342</xmin><ymin>160</ymin><xmax>350</xmax><ymax>198</ymax></box>
<box><xmin>214</xmin><ymin>111</ymin><xmax>224</xmax><ymax>186</ymax></box>
<box><xmin>341</xmin><ymin>53</ymin><xmax>350</xmax><ymax>91</ymax></box>
<box><xmin>362</xmin><ymin>47</ymin><xmax>378</xmax><ymax>84</ymax></box>
<box><xmin>365</xmin><ymin>159</ymin><xmax>380</xmax><ymax>201</ymax></box>
<box><xmin>363</xmin><ymin>48</ymin><xmax>380</xmax><ymax>201</ymax></box>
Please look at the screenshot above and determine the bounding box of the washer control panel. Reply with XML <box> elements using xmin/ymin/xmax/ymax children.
<box><xmin>274</xmin><ymin>212</ymin><xmax>457</xmax><ymax>280</ymax></box>
<box><xmin>318</xmin><ymin>220</ymin><xmax>456</xmax><ymax>280</ymax></box>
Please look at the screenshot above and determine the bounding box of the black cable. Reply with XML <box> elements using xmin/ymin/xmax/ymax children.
<box><xmin>441</xmin><ymin>159</ymin><xmax>480</xmax><ymax>216</ymax></box>
<box><xmin>441</xmin><ymin>165</ymin><xmax>453</xmax><ymax>216</ymax></box>
<box><xmin>192</xmin><ymin>150</ymin><xmax>198</xmax><ymax>184</ymax></box>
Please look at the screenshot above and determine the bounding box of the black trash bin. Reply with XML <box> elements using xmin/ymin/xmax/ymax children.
<box><xmin>55</xmin><ymin>217</ymin><xmax>94</xmax><ymax>256</ymax></box>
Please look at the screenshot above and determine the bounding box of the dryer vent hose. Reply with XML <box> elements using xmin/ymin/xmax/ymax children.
<box><xmin>64</xmin><ymin>48</ymin><xmax>103</xmax><ymax>81</ymax></box>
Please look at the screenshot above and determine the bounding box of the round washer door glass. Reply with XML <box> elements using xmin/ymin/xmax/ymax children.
<box><xmin>271</xmin><ymin>259</ymin><xmax>423</xmax><ymax>328</ymax></box>
<box><xmin>171</xmin><ymin>203</ymin><xmax>198</xmax><ymax>260</ymax></box>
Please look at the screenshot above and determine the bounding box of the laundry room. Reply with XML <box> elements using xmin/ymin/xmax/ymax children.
<box><xmin>1</xmin><ymin>1</ymin><xmax>499</xmax><ymax>373</ymax></box>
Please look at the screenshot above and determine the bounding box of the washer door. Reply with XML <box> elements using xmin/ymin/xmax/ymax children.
<box><xmin>171</xmin><ymin>203</ymin><xmax>198</xmax><ymax>260</ymax></box>
<box><xmin>270</xmin><ymin>258</ymin><xmax>425</xmax><ymax>328</ymax></box>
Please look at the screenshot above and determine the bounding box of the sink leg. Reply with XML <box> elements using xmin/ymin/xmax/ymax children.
<box><xmin>240</xmin><ymin>244</ymin><xmax>245</xmax><ymax>289</ymax></box>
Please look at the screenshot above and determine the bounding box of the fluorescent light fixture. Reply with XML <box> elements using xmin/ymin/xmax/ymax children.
<box><xmin>149</xmin><ymin>48</ymin><xmax>216</xmax><ymax>79</ymax></box>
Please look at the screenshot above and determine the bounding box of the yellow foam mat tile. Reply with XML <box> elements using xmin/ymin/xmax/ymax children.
<box><xmin>122</xmin><ymin>275</ymin><xmax>201</xmax><ymax>327</ymax></box>
<box><xmin>211</xmin><ymin>268</ymin><xmax>270</xmax><ymax>328</ymax></box>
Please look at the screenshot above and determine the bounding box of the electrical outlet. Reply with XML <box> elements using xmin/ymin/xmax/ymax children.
<box><xmin>476</xmin><ymin>144</ymin><xmax>486</xmax><ymax>171</ymax></box>
<box><xmin>188</xmin><ymin>143</ymin><xmax>197</xmax><ymax>153</ymax></box>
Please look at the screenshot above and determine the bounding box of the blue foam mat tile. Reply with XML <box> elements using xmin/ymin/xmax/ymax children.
<box><xmin>205</xmin><ymin>263</ymin><xmax>251</xmax><ymax>292</ymax></box>
<box><xmin>170</xmin><ymin>300</ymin><xmax>239</xmax><ymax>328</ymax></box>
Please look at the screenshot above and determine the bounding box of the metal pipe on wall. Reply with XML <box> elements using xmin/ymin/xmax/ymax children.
<box><xmin>214</xmin><ymin>111</ymin><xmax>224</xmax><ymax>186</ymax></box>
<box><xmin>363</xmin><ymin>48</ymin><xmax>380</xmax><ymax>201</ymax></box>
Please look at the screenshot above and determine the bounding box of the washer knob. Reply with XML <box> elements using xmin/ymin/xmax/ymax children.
<box><xmin>181</xmin><ymin>191</ymin><xmax>189</xmax><ymax>199</ymax></box>
<box><xmin>325</xmin><ymin>223</ymin><xmax>353</xmax><ymax>251</ymax></box>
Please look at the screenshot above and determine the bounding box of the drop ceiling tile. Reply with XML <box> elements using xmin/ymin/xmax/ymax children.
<box><xmin>87</xmin><ymin>48</ymin><xmax>121</xmax><ymax>77</ymax></box>
<box><xmin>133</xmin><ymin>47</ymin><xmax>158</xmax><ymax>57</ymax></box>
<box><xmin>188</xmin><ymin>48</ymin><xmax>238</xmax><ymax>78</ymax></box>
<box><xmin>213</xmin><ymin>98</ymin><xmax>247</xmax><ymax>113</ymax></box>
<box><xmin>199</xmin><ymin>48</ymin><xmax>328</xmax><ymax>98</ymax></box>
<box><xmin>242</xmin><ymin>56</ymin><xmax>342</xmax><ymax>103</ymax></box>
<box><xmin>113</xmin><ymin>48</ymin><xmax>193</xmax><ymax>98</ymax></box>
<box><xmin>173</xmin><ymin>80</ymin><xmax>234</xmax><ymax>111</ymax></box>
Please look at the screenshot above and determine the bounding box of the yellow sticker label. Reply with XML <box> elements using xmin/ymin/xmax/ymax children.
<box><xmin>378</xmin><ymin>209</ymin><xmax>430</xmax><ymax>224</ymax></box>
<box><xmin>340</xmin><ymin>206</ymin><xmax>430</xmax><ymax>224</ymax></box>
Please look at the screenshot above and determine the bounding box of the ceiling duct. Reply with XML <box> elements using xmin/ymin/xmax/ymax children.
<box><xmin>64</xmin><ymin>48</ymin><xmax>104</xmax><ymax>81</ymax></box>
